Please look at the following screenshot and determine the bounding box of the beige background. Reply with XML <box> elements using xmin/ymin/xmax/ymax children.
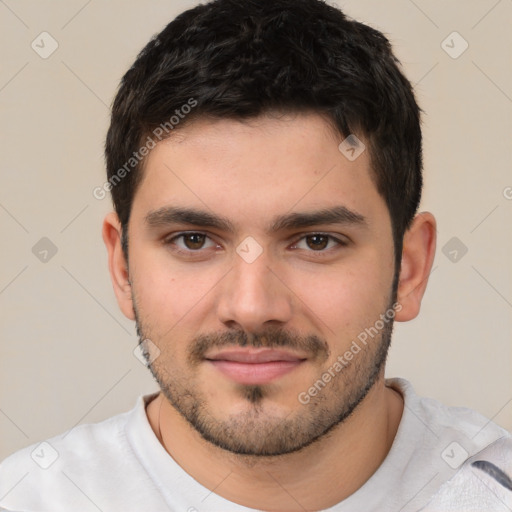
<box><xmin>1</xmin><ymin>0</ymin><xmax>511</xmax><ymax>461</ymax></box>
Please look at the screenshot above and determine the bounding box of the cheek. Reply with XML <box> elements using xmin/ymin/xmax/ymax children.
<box><xmin>294</xmin><ymin>256</ymin><xmax>391</xmax><ymax>338</ymax></box>
<box><xmin>130</xmin><ymin>247</ymin><xmax>221</xmax><ymax>333</ymax></box>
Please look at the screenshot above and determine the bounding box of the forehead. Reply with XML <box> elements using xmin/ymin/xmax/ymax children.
<box><xmin>132</xmin><ymin>113</ymin><xmax>386</xmax><ymax>231</ymax></box>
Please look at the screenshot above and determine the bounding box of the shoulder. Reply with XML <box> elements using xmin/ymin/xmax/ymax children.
<box><xmin>421</xmin><ymin>435</ymin><xmax>512</xmax><ymax>511</ymax></box>
<box><xmin>0</xmin><ymin>405</ymin><xmax>130</xmax><ymax>469</ymax></box>
<box><xmin>388</xmin><ymin>377</ymin><xmax>509</xmax><ymax>444</ymax></box>
<box><xmin>387</xmin><ymin>378</ymin><xmax>512</xmax><ymax>510</ymax></box>
<box><xmin>0</xmin><ymin>397</ymin><xmax>156</xmax><ymax>512</ymax></box>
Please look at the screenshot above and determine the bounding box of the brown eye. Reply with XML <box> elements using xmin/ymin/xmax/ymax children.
<box><xmin>164</xmin><ymin>232</ymin><xmax>217</xmax><ymax>255</ymax></box>
<box><xmin>182</xmin><ymin>233</ymin><xmax>206</xmax><ymax>250</ymax></box>
<box><xmin>291</xmin><ymin>233</ymin><xmax>347</xmax><ymax>256</ymax></box>
<box><xmin>305</xmin><ymin>234</ymin><xmax>329</xmax><ymax>251</ymax></box>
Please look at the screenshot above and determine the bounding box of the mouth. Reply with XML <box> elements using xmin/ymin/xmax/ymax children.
<box><xmin>205</xmin><ymin>348</ymin><xmax>307</xmax><ymax>385</ymax></box>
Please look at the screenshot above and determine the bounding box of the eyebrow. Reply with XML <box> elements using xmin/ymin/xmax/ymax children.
<box><xmin>144</xmin><ymin>205</ymin><xmax>367</xmax><ymax>233</ymax></box>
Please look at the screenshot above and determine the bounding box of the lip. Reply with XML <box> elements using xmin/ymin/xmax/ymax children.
<box><xmin>205</xmin><ymin>348</ymin><xmax>307</xmax><ymax>385</ymax></box>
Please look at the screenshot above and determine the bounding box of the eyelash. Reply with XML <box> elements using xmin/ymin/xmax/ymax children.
<box><xmin>163</xmin><ymin>231</ymin><xmax>348</xmax><ymax>258</ymax></box>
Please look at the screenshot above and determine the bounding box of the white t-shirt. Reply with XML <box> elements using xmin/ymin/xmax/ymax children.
<box><xmin>0</xmin><ymin>378</ymin><xmax>511</xmax><ymax>512</ymax></box>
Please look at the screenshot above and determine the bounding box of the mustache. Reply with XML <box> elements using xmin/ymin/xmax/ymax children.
<box><xmin>188</xmin><ymin>328</ymin><xmax>330</xmax><ymax>365</ymax></box>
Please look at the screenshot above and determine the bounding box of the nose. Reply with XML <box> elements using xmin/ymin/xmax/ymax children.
<box><xmin>216</xmin><ymin>248</ymin><xmax>293</xmax><ymax>332</ymax></box>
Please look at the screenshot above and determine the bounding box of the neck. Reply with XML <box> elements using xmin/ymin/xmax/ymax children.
<box><xmin>146</xmin><ymin>378</ymin><xmax>403</xmax><ymax>511</ymax></box>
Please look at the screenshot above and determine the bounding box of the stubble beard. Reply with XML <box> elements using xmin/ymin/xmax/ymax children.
<box><xmin>134</xmin><ymin>285</ymin><xmax>397</xmax><ymax>458</ymax></box>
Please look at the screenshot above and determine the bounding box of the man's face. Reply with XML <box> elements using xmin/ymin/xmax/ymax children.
<box><xmin>127</xmin><ymin>113</ymin><xmax>397</xmax><ymax>456</ymax></box>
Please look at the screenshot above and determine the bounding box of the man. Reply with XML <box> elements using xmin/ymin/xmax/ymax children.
<box><xmin>1</xmin><ymin>0</ymin><xmax>511</xmax><ymax>510</ymax></box>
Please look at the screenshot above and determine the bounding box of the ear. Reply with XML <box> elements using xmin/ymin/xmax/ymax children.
<box><xmin>395</xmin><ymin>212</ymin><xmax>436</xmax><ymax>322</ymax></box>
<box><xmin>102</xmin><ymin>212</ymin><xmax>135</xmax><ymax>321</ymax></box>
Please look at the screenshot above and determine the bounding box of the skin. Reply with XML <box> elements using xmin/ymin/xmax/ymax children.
<box><xmin>103</xmin><ymin>112</ymin><xmax>436</xmax><ymax>511</ymax></box>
